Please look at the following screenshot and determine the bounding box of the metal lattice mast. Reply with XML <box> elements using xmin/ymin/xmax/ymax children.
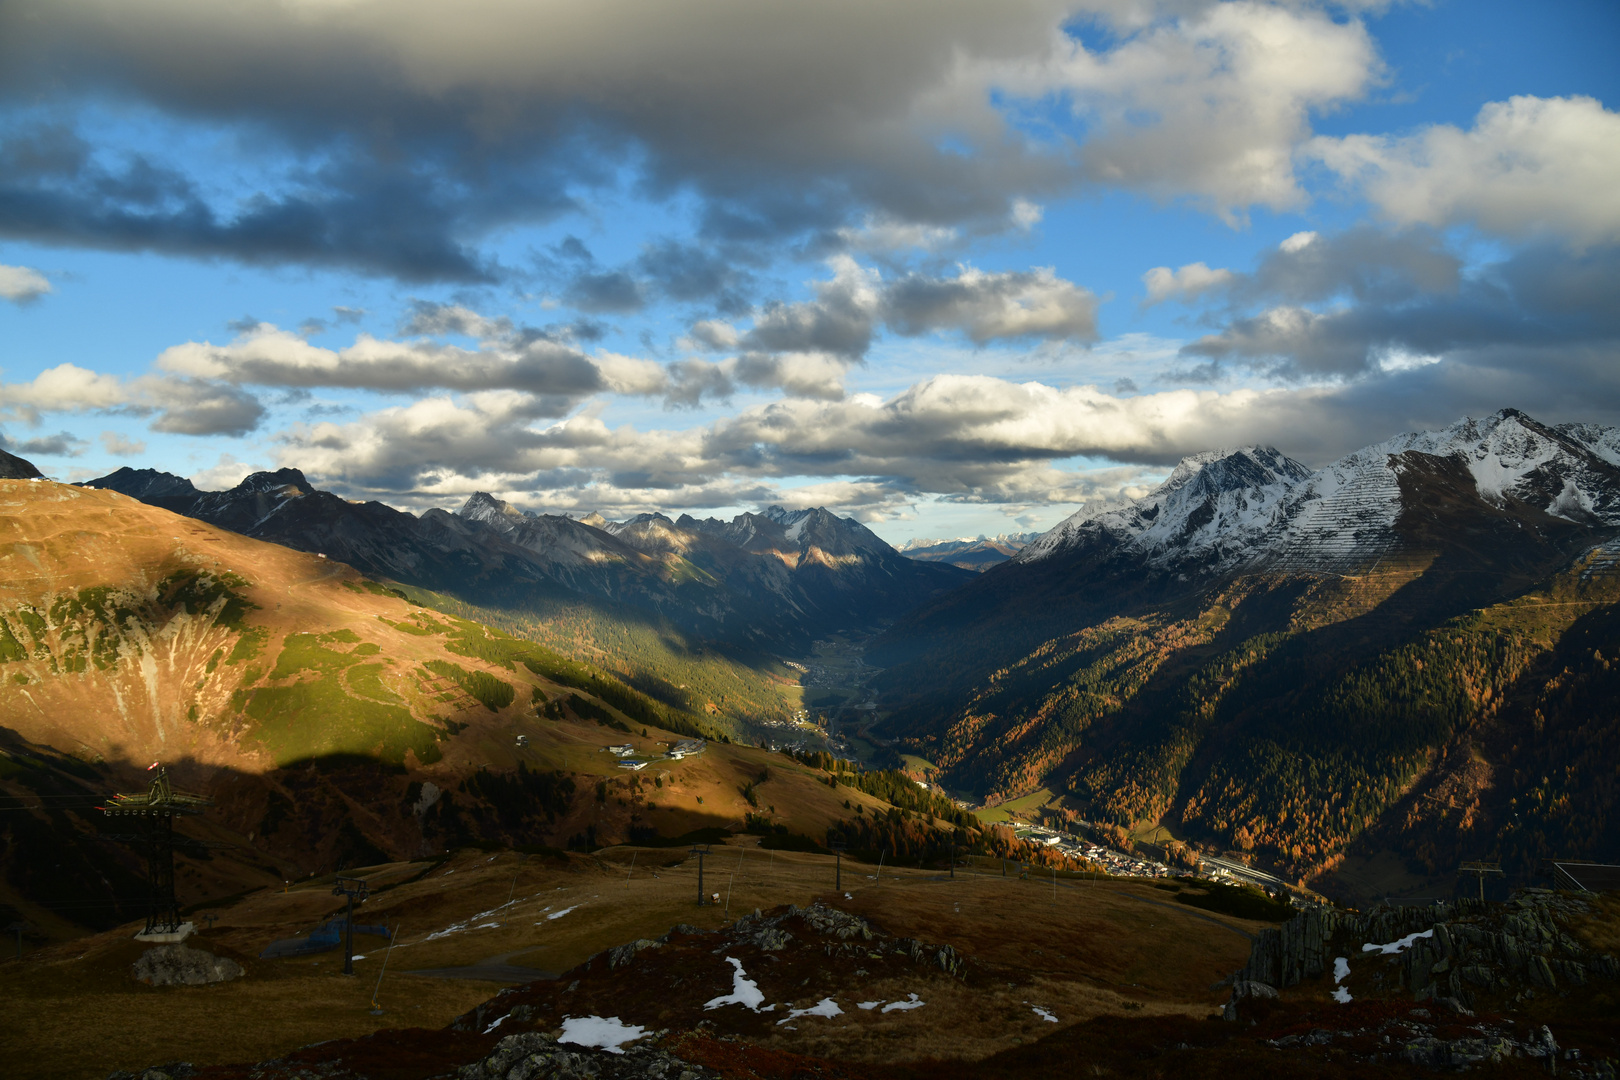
<box><xmin>99</xmin><ymin>764</ymin><xmax>212</xmax><ymax>935</ymax></box>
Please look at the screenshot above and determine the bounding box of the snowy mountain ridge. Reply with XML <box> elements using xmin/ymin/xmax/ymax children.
<box><xmin>1018</xmin><ymin>409</ymin><xmax>1620</xmax><ymax>576</ymax></box>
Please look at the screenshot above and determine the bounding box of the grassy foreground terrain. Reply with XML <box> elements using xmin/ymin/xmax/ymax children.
<box><xmin>0</xmin><ymin>841</ymin><xmax>1264</xmax><ymax>1079</ymax></box>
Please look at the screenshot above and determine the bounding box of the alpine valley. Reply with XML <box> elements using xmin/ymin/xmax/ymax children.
<box><xmin>873</xmin><ymin>408</ymin><xmax>1620</xmax><ymax>899</ymax></box>
<box><xmin>79</xmin><ymin>466</ymin><xmax>972</xmax><ymax>729</ymax></box>
<box><xmin>4</xmin><ymin>409</ymin><xmax>1620</xmax><ymax>1077</ymax></box>
<box><xmin>5</xmin><ymin>404</ymin><xmax>1612</xmax><ymax>909</ymax></box>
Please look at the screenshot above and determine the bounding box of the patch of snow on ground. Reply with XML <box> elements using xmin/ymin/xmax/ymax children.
<box><xmin>1332</xmin><ymin>956</ymin><xmax>1352</xmax><ymax>1002</ymax></box>
<box><xmin>484</xmin><ymin>1014</ymin><xmax>507</xmax><ymax>1033</ymax></box>
<box><xmin>857</xmin><ymin>1001</ymin><xmax>880</xmax><ymax>1010</ymax></box>
<box><xmin>777</xmin><ymin>998</ymin><xmax>842</xmax><ymax>1025</ymax></box>
<box><xmin>704</xmin><ymin>957</ymin><xmax>766</xmax><ymax>1012</ymax></box>
<box><xmin>1362</xmin><ymin>929</ymin><xmax>1433</xmax><ymax>955</ymax></box>
<box><xmin>881</xmin><ymin>994</ymin><xmax>925</xmax><ymax>1013</ymax></box>
<box><xmin>543</xmin><ymin>905</ymin><xmax>581</xmax><ymax>921</ymax></box>
<box><xmin>558</xmin><ymin>1016</ymin><xmax>647</xmax><ymax>1054</ymax></box>
<box><xmin>1031</xmin><ymin>1006</ymin><xmax>1058</xmax><ymax>1023</ymax></box>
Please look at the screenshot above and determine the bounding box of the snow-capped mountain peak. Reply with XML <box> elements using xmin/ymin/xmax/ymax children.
<box><xmin>457</xmin><ymin>491</ymin><xmax>534</xmax><ymax>533</ymax></box>
<box><xmin>1018</xmin><ymin>445</ymin><xmax>1310</xmax><ymax>572</ymax></box>
<box><xmin>1018</xmin><ymin>410</ymin><xmax>1620</xmax><ymax>578</ymax></box>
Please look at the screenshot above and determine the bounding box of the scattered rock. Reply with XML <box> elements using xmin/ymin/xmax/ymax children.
<box><xmin>458</xmin><ymin>1031</ymin><xmax>712</xmax><ymax>1080</ymax></box>
<box><xmin>607</xmin><ymin>938</ymin><xmax>662</xmax><ymax>969</ymax></box>
<box><xmin>105</xmin><ymin>1064</ymin><xmax>196</xmax><ymax>1080</ymax></box>
<box><xmin>131</xmin><ymin>946</ymin><xmax>243</xmax><ymax>988</ymax></box>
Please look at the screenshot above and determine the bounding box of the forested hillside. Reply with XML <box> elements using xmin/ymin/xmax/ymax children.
<box><xmin>874</xmin><ymin>419</ymin><xmax>1620</xmax><ymax>891</ymax></box>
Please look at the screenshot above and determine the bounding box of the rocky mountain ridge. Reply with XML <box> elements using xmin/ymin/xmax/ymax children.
<box><xmin>1019</xmin><ymin>409</ymin><xmax>1620</xmax><ymax>578</ymax></box>
<box><xmin>77</xmin><ymin>470</ymin><xmax>971</xmax><ymax>654</ymax></box>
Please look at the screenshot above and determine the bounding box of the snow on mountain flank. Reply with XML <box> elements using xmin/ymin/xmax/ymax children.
<box><xmin>1019</xmin><ymin>410</ymin><xmax>1620</xmax><ymax>577</ymax></box>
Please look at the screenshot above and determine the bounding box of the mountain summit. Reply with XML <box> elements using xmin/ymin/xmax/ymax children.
<box><xmin>1018</xmin><ymin>410</ymin><xmax>1620</xmax><ymax>579</ymax></box>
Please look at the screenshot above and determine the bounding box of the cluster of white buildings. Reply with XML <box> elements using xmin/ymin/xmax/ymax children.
<box><xmin>605</xmin><ymin>738</ymin><xmax>707</xmax><ymax>770</ymax></box>
<box><xmin>1013</xmin><ymin>824</ymin><xmax>1171</xmax><ymax>879</ymax></box>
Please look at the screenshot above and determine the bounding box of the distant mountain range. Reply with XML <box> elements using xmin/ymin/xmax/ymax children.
<box><xmin>873</xmin><ymin>409</ymin><xmax>1620</xmax><ymax>897</ymax></box>
<box><xmin>899</xmin><ymin>533</ymin><xmax>1039</xmax><ymax>572</ymax></box>
<box><xmin>78</xmin><ymin>467</ymin><xmax>971</xmax><ymax>654</ymax></box>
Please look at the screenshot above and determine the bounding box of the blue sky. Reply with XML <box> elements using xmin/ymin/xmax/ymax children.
<box><xmin>2</xmin><ymin>0</ymin><xmax>1617</xmax><ymax>545</ymax></box>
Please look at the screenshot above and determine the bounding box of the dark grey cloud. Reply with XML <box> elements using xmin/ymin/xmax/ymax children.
<box><xmin>564</xmin><ymin>270</ymin><xmax>645</xmax><ymax>313</ymax></box>
<box><xmin>664</xmin><ymin>359</ymin><xmax>736</xmax><ymax>408</ymax></box>
<box><xmin>635</xmin><ymin>239</ymin><xmax>754</xmax><ymax>314</ymax></box>
<box><xmin>1184</xmin><ymin>239</ymin><xmax>1620</xmax><ymax>382</ymax></box>
<box><xmin>1233</xmin><ymin>227</ymin><xmax>1462</xmax><ymax>307</ymax></box>
<box><xmin>0</xmin><ymin>123</ymin><xmax>524</xmax><ymax>282</ymax></box>
<box><xmin>694</xmin><ymin>258</ymin><xmax>1098</xmax><ymax>375</ymax></box>
<box><xmin>9</xmin><ymin>430</ymin><xmax>87</xmax><ymax>457</ymax></box>
<box><xmin>0</xmin><ymin>1</ymin><xmax>1389</xmax><ymax>282</ymax></box>
<box><xmin>147</xmin><ymin>379</ymin><xmax>266</xmax><ymax>437</ymax></box>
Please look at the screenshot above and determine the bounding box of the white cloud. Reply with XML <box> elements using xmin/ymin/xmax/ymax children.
<box><xmin>1142</xmin><ymin>261</ymin><xmax>1235</xmax><ymax>305</ymax></box>
<box><xmin>837</xmin><ymin>215</ymin><xmax>960</xmax><ymax>255</ymax></box>
<box><xmin>1279</xmin><ymin>230</ymin><xmax>1317</xmax><ymax>254</ymax></box>
<box><xmin>0</xmin><ymin>264</ymin><xmax>52</xmax><ymax>303</ymax></box>
<box><xmin>270</xmin><ymin>369</ymin><xmax>1328</xmax><ymax>515</ymax></box>
<box><xmin>684</xmin><ymin>320</ymin><xmax>741</xmax><ymax>351</ymax></box>
<box><xmin>1010</xmin><ymin>198</ymin><xmax>1044</xmax><ymax>231</ymax></box>
<box><xmin>886</xmin><ymin>265</ymin><xmax>1099</xmax><ymax>344</ymax></box>
<box><xmin>100</xmin><ymin>431</ymin><xmax>147</xmax><ymax>457</ymax></box>
<box><xmin>1307</xmin><ymin>95</ymin><xmax>1620</xmax><ymax>244</ymax></box>
<box><xmin>1022</xmin><ymin>0</ymin><xmax>1382</xmax><ymax>219</ymax></box>
<box><xmin>0</xmin><ymin>362</ymin><xmax>265</xmax><ymax>436</ymax></box>
<box><xmin>2</xmin><ymin>363</ymin><xmax>128</xmax><ymax>415</ymax></box>
<box><xmin>157</xmin><ymin>323</ymin><xmax>604</xmax><ymax>402</ymax></box>
<box><xmin>190</xmin><ymin>453</ymin><xmax>262</xmax><ymax>491</ymax></box>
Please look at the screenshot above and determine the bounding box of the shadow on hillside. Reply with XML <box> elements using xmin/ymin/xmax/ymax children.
<box><xmin>0</xmin><ymin>730</ymin><xmax>748</xmax><ymax>937</ymax></box>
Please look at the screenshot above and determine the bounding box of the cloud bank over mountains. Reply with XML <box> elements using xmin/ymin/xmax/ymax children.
<box><xmin>0</xmin><ymin>0</ymin><xmax>1616</xmax><ymax>532</ymax></box>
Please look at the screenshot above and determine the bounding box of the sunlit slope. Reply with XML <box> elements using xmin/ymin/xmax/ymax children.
<box><xmin>0</xmin><ymin>479</ymin><xmax>708</xmax><ymax>773</ymax></box>
<box><xmin>0</xmin><ymin>480</ymin><xmax>995</xmax><ymax>929</ymax></box>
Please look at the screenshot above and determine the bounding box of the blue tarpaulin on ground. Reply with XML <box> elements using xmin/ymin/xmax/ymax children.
<box><xmin>259</xmin><ymin>918</ymin><xmax>392</xmax><ymax>959</ymax></box>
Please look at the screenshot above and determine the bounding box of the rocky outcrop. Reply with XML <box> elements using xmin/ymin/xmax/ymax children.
<box><xmin>131</xmin><ymin>945</ymin><xmax>244</xmax><ymax>987</ymax></box>
<box><xmin>458</xmin><ymin>1032</ymin><xmax>710</xmax><ymax>1080</ymax></box>
<box><xmin>1229</xmin><ymin>891</ymin><xmax>1618</xmax><ymax>1012</ymax></box>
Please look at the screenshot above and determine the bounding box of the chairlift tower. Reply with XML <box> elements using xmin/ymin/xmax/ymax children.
<box><xmin>99</xmin><ymin>764</ymin><xmax>213</xmax><ymax>936</ymax></box>
<box><xmin>1458</xmin><ymin>860</ymin><xmax>1504</xmax><ymax>902</ymax></box>
<box><xmin>689</xmin><ymin>844</ymin><xmax>712</xmax><ymax>906</ymax></box>
<box><xmin>333</xmin><ymin>876</ymin><xmax>371</xmax><ymax>975</ymax></box>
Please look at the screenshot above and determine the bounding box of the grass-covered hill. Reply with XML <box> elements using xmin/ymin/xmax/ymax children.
<box><xmin>0</xmin><ymin>479</ymin><xmax>1018</xmax><ymax>934</ymax></box>
<box><xmin>81</xmin><ymin>469</ymin><xmax>972</xmax><ymax>733</ymax></box>
<box><xmin>872</xmin><ymin>448</ymin><xmax>1620</xmax><ymax>897</ymax></box>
